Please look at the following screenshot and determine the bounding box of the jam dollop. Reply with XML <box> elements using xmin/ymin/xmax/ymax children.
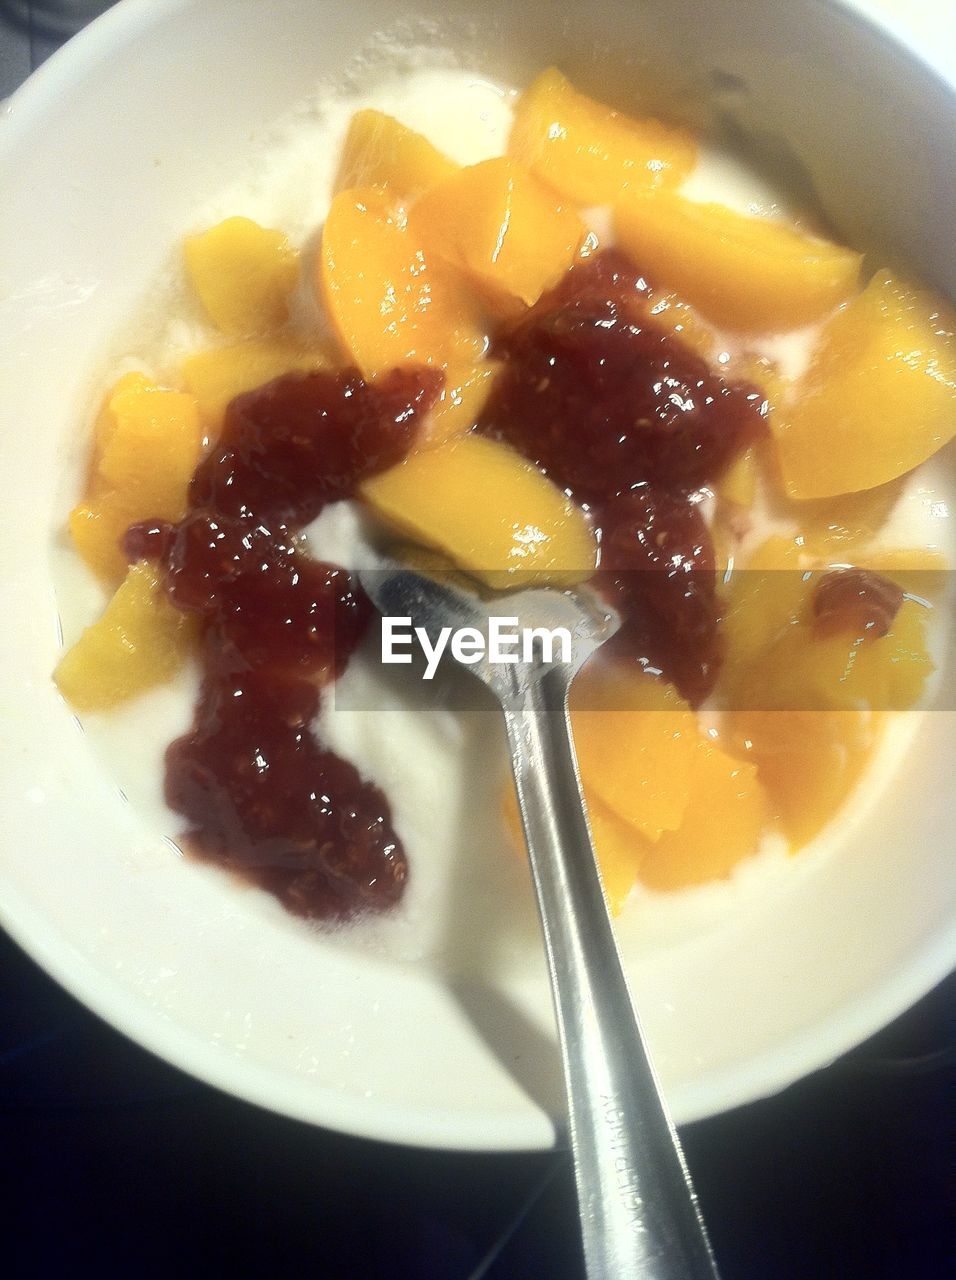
<box><xmin>191</xmin><ymin>367</ymin><xmax>440</xmax><ymax>524</ymax></box>
<box><xmin>162</xmin><ymin>513</ymin><xmax>371</xmax><ymax>677</ymax></box>
<box><xmin>165</xmin><ymin>671</ymin><xmax>406</xmax><ymax>918</ymax></box>
<box><xmin>481</xmin><ymin>250</ymin><xmax>757</xmax><ymax>702</ymax></box>
<box><xmin>597</xmin><ymin>487</ymin><xmax>720</xmax><ymax>706</ymax></box>
<box><xmin>479</xmin><ymin>250</ymin><xmax>766</xmax><ymax>502</ymax></box>
<box><xmin>134</xmin><ymin>366</ymin><xmax>441</xmax><ymax>919</ymax></box>
<box><xmin>813</xmin><ymin>567</ymin><xmax>904</xmax><ymax>640</ymax></box>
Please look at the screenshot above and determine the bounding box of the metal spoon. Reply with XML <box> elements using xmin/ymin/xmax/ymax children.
<box><xmin>360</xmin><ymin>562</ymin><xmax>719</xmax><ymax>1280</ymax></box>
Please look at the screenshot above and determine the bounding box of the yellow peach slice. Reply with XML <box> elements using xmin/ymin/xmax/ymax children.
<box><xmin>334</xmin><ymin>109</ymin><xmax>458</xmax><ymax>198</ymax></box>
<box><xmin>181</xmin><ymin>340</ymin><xmax>328</xmax><ymax>433</ymax></box>
<box><xmin>412</xmin><ymin>157</ymin><xmax>584</xmax><ymax>312</ymax></box>
<box><xmin>718</xmin><ymin>446</ymin><xmax>759</xmax><ymax>510</ymax></box>
<box><xmin>615</xmin><ymin>193</ymin><xmax>861</xmax><ymax>333</ymax></box>
<box><xmin>726</xmin><ymin>593</ymin><xmax>934</xmax><ymax>845</ymax></box>
<box><xmin>70</xmin><ymin>376</ymin><xmax>203</xmax><ymax>582</ymax></box>
<box><xmin>319</xmin><ymin>187</ymin><xmax>486</xmax><ymax>377</ymax></box>
<box><xmin>728</xmin><ymin>708</ymin><xmax>875</xmax><ymax>848</ymax></box>
<box><xmin>862</xmin><ymin>547</ymin><xmax>948</xmax><ymax>600</ymax></box>
<box><xmin>638</xmin><ymin>739</ymin><xmax>769</xmax><ymax>890</ymax></box>
<box><xmin>787</xmin><ymin>477</ymin><xmax>907</xmax><ymax>559</ymax></box>
<box><xmin>417</xmin><ymin>362</ymin><xmax>499</xmax><ymax>450</ymax></box>
<box><xmin>509</xmin><ymin>67</ymin><xmax>696</xmax><ymax>204</ymax></box>
<box><xmin>773</xmin><ymin>271</ymin><xmax>956</xmax><ymax>498</ymax></box>
<box><xmin>54</xmin><ymin>562</ymin><xmax>196</xmax><ymax>713</ymax></box>
<box><xmin>68</xmin><ymin>495</ymin><xmax>142</xmax><ymax>586</ymax></box>
<box><xmin>718</xmin><ymin>535</ymin><xmax>808</xmax><ymax>699</ymax></box>
<box><xmin>96</xmin><ymin>382</ymin><xmax>203</xmax><ymax>501</ymax></box>
<box><xmin>501</xmin><ymin>777</ymin><xmax>648</xmax><ymax>915</ymax></box>
<box><xmin>184</xmin><ymin>216</ymin><xmax>299</xmax><ymax>337</ymax></box>
<box><xmin>91</xmin><ymin>370</ymin><xmax>151</xmax><ymax>454</ymax></box>
<box><xmin>727</xmin><ymin>570</ymin><xmax>934</xmax><ymax>714</ymax></box>
<box><xmin>360</xmin><ymin>434</ymin><xmax>596</xmax><ymax>588</ymax></box>
<box><xmin>570</xmin><ymin>667</ymin><xmax>698</xmax><ymax>841</ymax></box>
<box><xmin>585</xmin><ymin>796</ymin><xmax>651</xmax><ymax>911</ymax></box>
<box><xmin>509</xmin><ymin>689</ymin><xmax>769</xmax><ymax>895</ymax></box>
<box><xmin>876</xmin><ymin>599</ymin><xmax>936</xmax><ymax>710</ymax></box>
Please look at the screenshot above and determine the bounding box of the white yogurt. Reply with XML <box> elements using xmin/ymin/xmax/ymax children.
<box><xmin>53</xmin><ymin>65</ymin><xmax>954</xmax><ymax>971</ymax></box>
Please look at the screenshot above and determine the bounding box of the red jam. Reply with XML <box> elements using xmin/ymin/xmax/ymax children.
<box><xmin>480</xmin><ymin>251</ymin><xmax>754</xmax><ymax>702</ymax></box>
<box><xmin>191</xmin><ymin>367</ymin><xmax>442</xmax><ymax>524</ymax></box>
<box><xmin>165</xmin><ymin>671</ymin><xmax>406</xmax><ymax>918</ymax></box>
<box><xmin>596</xmin><ymin>486</ymin><xmax>720</xmax><ymax>706</ymax></box>
<box><xmin>162</xmin><ymin>513</ymin><xmax>370</xmax><ymax>677</ymax></box>
<box><xmin>131</xmin><ymin>366</ymin><xmax>441</xmax><ymax>920</ymax></box>
<box><xmin>479</xmin><ymin>250</ymin><xmax>767</xmax><ymax>502</ymax></box>
<box><xmin>813</xmin><ymin>567</ymin><xmax>904</xmax><ymax>640</ymax></box>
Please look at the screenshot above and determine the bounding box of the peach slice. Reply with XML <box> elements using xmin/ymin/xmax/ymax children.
<box><xmin>68</xmin><ymin>496</ymin><xmax>140</xmax><ymax>586</ymax></box>
<box><xmin>501</xmin><ymin>781</ymin><xmax>648</xmax><ymax>914</ymax></box>
<box><xmin>334</xmin><ymin>109</ymin><xmax>458</xmax><ymax>198</ymax></box>
<box><xmin>773</xmin><ymin>270</ymin><xmax>956</xmax><ymax>498</ymax></box>
<box><xmin>70</xmin><ymin>375</ymin><xmax>203</xmax><ymax>582</ymax></box>
<box><xmin>570</xmin><ymin>667</ymin><xmax>698</xmax><ymax>842</ymax></box>
<box><xmin>411</xmin><ymin>157</ymin><xmax>584</xmax><ymax>312</ymax></box>
<box><xmin>90</xmin><ymin>370</ymin><xmax>150</xmax><ymax>453</ymax></box>
<box><xmin>319</xmin><ymin>187</ymin><xmax>486</xmax><ymax>377</ymax></box>
<box><xmin>585</xmin><ymin>797</ymin><xmax>652</xmax><ymax>911</ymax></box>
<box><xmin>863</xmin><ymin>547</ymin><xmax>948</xmax><ymax>600</ymax></box>
<box><xmin>615</xmin><ymin>193</ymin><xmax>861</xmax><ymax>333</ymax></box>
<box><xmin>184</xmin><ymin>216</ymin><xmax>300</xmax><ymax>337</ymax></box>
<box><xmin>718</xmin><ymin>535</ymin><xmax>808</xmax><ymax>699</ymax></box>
<box><xmin>54</xmin><ymin>562</ymin><xmax>196</xmax><ymax>712</ymax></box>
<box><xmin>509</xmin><ymin>67</ymin><xmax>696</xmax><ymax>204</ymax></box>
<box><xmin>181</xmin><ymin>339</ymin><xmax>328</xmax><ymax>433</ymax></box>
<box><xmin>875</xmin><ymin>599</ymin><xmax>937</xmax><ymax>710</ymax></box>
<box><xmin>786</xmin><ymin>477</ymin><xmax>907</xmax><ymax>559</ymax></box>
<box><xmin>728</xmin><ymin>709</ymin><xmax>875</xmax><ymax>848</ymax></box>
<box><xmin>417</xmin><ymin>362</ymin><xmax>499</xmax><ymax>450</ymax></box>
<box><xmin>724</xmin><ymin>549</ymin><xmax>935</xmax><ymax>713</ymax></box>
<box><xmin>97</xmin><ymin>387</ymin><xmax>201</xmax><ymax>500</ymax></box>
<box><xmin>509</xmin><ymin>692</ymin><xmax>768</xmax><ymax>896</ymax></box>
<box><xmin>638</xmin><ymin>739</ymin><xmax>769</xmax><ymax>890</ymax></box>
<box><xmin>718</xmin><ymin>445</ymin><xmax>759</xmax><ymax>510</ymax></box>
<box><xmin>360</xmin><ymin>433</ymin><xmax>596</xmax><ymax>589</ymax></box>
<box><xmin>726</xmin><ymin>592</ymin><xmax>934</xmax><ymax>845</ymax></box>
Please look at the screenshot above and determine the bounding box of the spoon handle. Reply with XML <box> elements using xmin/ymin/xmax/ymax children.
<box><xmin>499</xmin><ymin>663</ymin><xmax>719</xmax><ymax>1280</ymax></box>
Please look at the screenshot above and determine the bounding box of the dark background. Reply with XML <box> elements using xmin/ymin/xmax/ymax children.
<box><xmin>2</xmin><ymin>5</ymin><xmax>953</xmax><ymax>1276</ymax></box>
<box><xmin>2</xmin><ymin>930</ymin><xmax>952</xmax><ymax>1278</ymax></box>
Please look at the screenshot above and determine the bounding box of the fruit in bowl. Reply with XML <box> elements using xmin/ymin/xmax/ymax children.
<box><xmin>54</xmin><ymin>67</ymin><xmax>954</xmax><ymax>922</ymax></box>
<box><xmin>1</xmin><ymin>0</ymin><xmax>954</xmax><ymax>1150</ymax></box>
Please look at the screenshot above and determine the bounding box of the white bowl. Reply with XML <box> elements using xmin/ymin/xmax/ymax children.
<box><xmin>0</xmin><ymin>0</ymin><xmax>953</xmax><ymax>1151</ymax></box>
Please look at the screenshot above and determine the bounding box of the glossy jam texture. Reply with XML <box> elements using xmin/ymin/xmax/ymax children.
<box><xmin>191</xmin><ymin>367</ymin><xmax>442</xmax><ymax>524</ymax></box>
<box><xmin>151</xmin><ymin>367</ymin><xmax>441</xmax><ymax>918</ymax></box>
<box><xmin>812</xmin><ymin>568</ymin><xmax>904</xmax><ymax>640</ymax></box>
<box><xmin>598</xmin><ymin>487</ymin><xmax>720</xmax><ymax>706</ymax></box>
<box><xmin>163</xmin><ymin>514</ymin><xmax>371</xmax><ymax>677</ymax></box>
<box><xmin>479</xmin><ymin>251</ymin><xmax>754</xmax><ymax>703</ymax></box>
<box><xmin>479</xmin><ymin>251</ymin><xmax>767</xmax><ymax>501</ymax></box>
<box><xmin>166</xmin><ymin>671</ymin><xmax>407</xmax><ymax>919</ymax></box>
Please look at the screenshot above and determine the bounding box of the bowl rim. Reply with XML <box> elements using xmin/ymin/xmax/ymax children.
<box><xmin>1</xmin><ymin>0</ymin><xmax>954</xmax><ymax>1152</ymax></box>
<box><xmin>3</xmin><ymin>872</ymin><xmax>955</xmax><ymax>1151</ymax></box>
